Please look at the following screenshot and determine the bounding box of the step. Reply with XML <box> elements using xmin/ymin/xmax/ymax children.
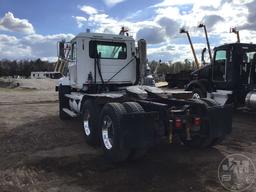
<box><xmin>62</xmin><ymin>108</ymin><xmax>77</xmax><ymax>117</ymax></box>
<box><xmin>65</xmin><ymin>93</ymin><xmax>83</xmax><ymax>100</ymax></box>
<box><xmin>208</xmin><ymin>90</ymin><xmax>232</xmax><ymax>106</ymax></box>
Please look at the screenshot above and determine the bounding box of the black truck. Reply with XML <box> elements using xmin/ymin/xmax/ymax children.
<box><xmin>185</xmin><ymin>43</ymin><xmax>256</xmax><ymax>109</ymax></box>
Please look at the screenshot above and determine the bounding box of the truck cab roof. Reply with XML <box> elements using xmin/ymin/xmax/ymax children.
<box><xmin>72</xmin><ymin>32</ymin><xmax>135</xmax><ymax>42</ymax></box>
<box><xmin>215</xmin><ymin>43</ymin><xmax>256</xmax><ymax>50</ymax></box>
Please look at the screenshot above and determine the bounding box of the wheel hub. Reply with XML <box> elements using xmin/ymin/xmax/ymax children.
<box><xmin>192</xmin><ymin>93</ymin><xmax>201</xmax><ymax>99</ymax></box>
<box><xmin>102</xmin><ymin>115</ymin><xmax>113</xmax><ymax>150</ymax></box>
<box><xmin>83</xmin><ymin>112</ymin><xmax>91</xmax><ymax>136</ymax></box>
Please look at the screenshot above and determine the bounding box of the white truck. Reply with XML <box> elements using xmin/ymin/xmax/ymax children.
<box><xmin>56</xmin><ymin>31</ymin><xmax>232</xmax><ymax>162</ymax></box>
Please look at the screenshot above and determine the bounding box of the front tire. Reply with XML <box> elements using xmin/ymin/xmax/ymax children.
<box><xmin>192</xmin><ymin>88</ymin><xmax>206</xmax><ymax>99</ymax></box>
<box><xmin>100</xmin><ymin>103</ymin><xmax>131</xmax><ymax>162</ymax></box>
<box><xmin>82</xmin><ymin>100</ymin><xmax>101</xmax><ymax>146</ymax></box>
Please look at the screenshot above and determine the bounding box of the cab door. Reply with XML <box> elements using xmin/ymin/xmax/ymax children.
<box><xmin>89</xmin><ymin>40</ymin><xmax>136</xmax><ymax>83</ymax></box>
<box><xmin>212</xmin><ymin>49</ymin><xmax>230</xmax><ymax>90</ymax></box>
<box><xmin>68</xmin><ymin>42</ymin><xmax>77</xmax><ymax>85</ymax></box>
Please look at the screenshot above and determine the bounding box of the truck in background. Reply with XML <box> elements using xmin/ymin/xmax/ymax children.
<box><xmin>186</xmin><ymin>42</ymin><xmax>256</xmax><ymax>109</ymax></box>
<box><xmin>165</xmin><ymin>24</ymin><xmax>256</xmax><ymax>110</ymax></box>
<box><xmin>184</xmin><ymin>26</ymin><xmax>256</xmax><ymax>109</ymax></box>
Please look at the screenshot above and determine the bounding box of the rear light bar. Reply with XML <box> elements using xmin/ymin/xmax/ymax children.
<box><xmin>175</xmin><ymin>118</ymin><xmax>182</xmax><ymax>128</ymax></box>
<box><xmin>193</xmin><ymin>117</ymin><xmax>201</xmax><ymax>126</ymax></box>
<box><xmin>173</xmin><ymin>117</ymin><xmax>201</xmax><ymax>129</ymax></box>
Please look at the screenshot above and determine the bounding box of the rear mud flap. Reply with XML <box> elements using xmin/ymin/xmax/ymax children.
<box><xmin>120</xmin><ymin>112</ymin><xmax>159</xmax><ymax>149</ymax></box>
<box><xmin>205</xmin><ymin>104</ymin><xmax>232</xmax><ymax>138</ymax></box>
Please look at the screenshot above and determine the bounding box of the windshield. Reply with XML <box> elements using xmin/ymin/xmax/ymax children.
<box><xmin>89</xmin><ymin>41</ymin><xmax>127</xmax><ymax>59</ymax></box>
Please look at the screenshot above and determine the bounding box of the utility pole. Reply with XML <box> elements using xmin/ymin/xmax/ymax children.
<box><xmin>198</xmin><ymin>23</ymin><xmax>212</xmax><ymax>62</ymax></box>
<box><xmin>230</xmin><ymin>27</ymin><xmax>240</xmax><ymax>43</ymax></box>
<box><xmin>180</xmin><ymin>28</ymin><xmax>200</xmax><ymax>69</ymax></box>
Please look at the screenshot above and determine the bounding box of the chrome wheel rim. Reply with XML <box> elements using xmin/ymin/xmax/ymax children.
<box><xmin>102</xmin><ymin>115</ymin><xmax>113</xmax><ymax>150</ymax></box>
<box><xmin>192</xmin><ymin>93</ymin><xmax>201</xmax><ymax>99</ymax></box>
<box><xmin>83</xmin><ymin>111</ymin><xmax>91</xmax><ymax>136</ymax></box>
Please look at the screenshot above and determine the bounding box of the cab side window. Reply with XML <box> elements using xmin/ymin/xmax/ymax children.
<box><xmin>71</xmin><ymin>42</ymin><xmax>76</xmax><ymax>61</ymax></box>
<box><xmin>213</xmin><ymin>50</ymin><xmax>227</xmax><ymax>81</ymax></box>
<box><xmin>69</xmin><ymin>42</ymin><xmax>77</xmax><ymax>61</ymax></box>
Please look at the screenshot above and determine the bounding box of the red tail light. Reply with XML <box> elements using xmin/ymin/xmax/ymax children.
<box><xmin>175</xmin><ymin>118</ymin><xmax>182</xmax><ymax>128</ymax></box>
<box><xmin>193</xmin><ymin>117</ymin><xmax>201</xmax><ymax>126</ymax></box>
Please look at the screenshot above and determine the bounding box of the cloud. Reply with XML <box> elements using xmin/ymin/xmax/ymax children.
<box><xmin>73</xmin><ymin>16</ymin><xmax>87</xmax><ymax>28</ymax></box>
<box><xmin>239</xmin><ymin>1</ymin><xmax>256</xmax><ymax>30</ymax></box>
<box><xmin>136</xmin><ymin>27</ymin><xmax>166</xmax><ymax>44</ymax></box>
<box><xmin>0</xmin><ymin>34</ymin><xmax>32</xmax><ymax>59</ymax></box>
<box><xmin>202</xmin><ymin>15</ymin><xmax>225</xmax><ymax>31</ymax></box>
<box><xmin>0</xmin><ymin>34</ymin><xmax>18</xmax><ymax>43</ymax></box>
<box><xmin>0</xmin><ymin>33</ymin><xmax>74</xmax><ymax>60</ymax></box>
<box><xmin>0</xmin><ymin>45</ymin><xmax>32</xmax><ymax>59</ymax></box>
<box><xmin>22</xmin><ymin>33</ymin><xmax>74</xmax><ymax>60</ymax></box>
<box><xmin>153</xmin><ymin>0</ymin><xmax>223</xmax><ymax>9</ymax></box>
<box><xmin>80</xmin><ymin>5</ymin><xmax>98</xmax><ymax>15</ymax></box>
<box><xmin>147</xmin><ymin>43</ymin><xmax>207</xmax><ymax>62</ymax></box>
<box><xmin>102</xmin><ymin>0</ymin><xmax>126</xmax><ymax>7</ymax></box>
<box><xmin>79</xmin><ymin>9</ymin><xmax>122</xmax><ymax>33</ymax></box>
<box><xmin>0</xmin><ymin>11</ymin><xmax>72</xmax><ymax>60</ymax></box>
<box><xmin>0</xmin><ymin>12</ymin><xmax>35</xmax><ymax>34</ymax></box>
<box><xmin>158</xmin><ymin>17</ymin><xmax>180</xmax><ymax>37</ymax></box>
<box><xmin>23</xmin><ymin>33</ymin><xmax>74</xmax><ymax>43</ymax></box>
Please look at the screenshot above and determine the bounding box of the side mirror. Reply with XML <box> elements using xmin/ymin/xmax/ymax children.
<box><xmin>58</xmin><ymin>41</ymin><xmax>65</xmax><ymax>58</ymax></box>
<box><xmin>201</xmin><ymin>48</ymin><xmax>207</xmax><ymax>65</ymax></box>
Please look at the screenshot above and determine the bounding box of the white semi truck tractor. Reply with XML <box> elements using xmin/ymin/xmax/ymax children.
<box><xmin>56</xmin><ymin>31</ymin><xmax>232</xmax><ymax>162</ymax></box>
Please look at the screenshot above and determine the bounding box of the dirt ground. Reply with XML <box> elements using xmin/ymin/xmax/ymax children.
<box><xmin>0</xmin><ymin>88</ymin><xmax>255</xmax><ymax>192</ymax></box>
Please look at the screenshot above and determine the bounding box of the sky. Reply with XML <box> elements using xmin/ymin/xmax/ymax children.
<box><xmin>0</xmin><ymin>0</ymin><xmax>256</xmax><ymax>62</ymax></box>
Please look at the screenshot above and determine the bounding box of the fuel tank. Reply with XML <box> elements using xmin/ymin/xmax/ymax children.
<box><xmin>245</xmin><ymin>91</ymin><xmax>256</xmax><ymax>109</ymax></box>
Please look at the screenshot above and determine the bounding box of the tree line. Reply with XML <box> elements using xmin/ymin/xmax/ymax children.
<box><xmin>148</xmin><ymin>59</ymin><xmax>197</xmax><ymax>76</ymax></box>
<box><xmin>0</xmin><ymin>59</ymin><xmax>54</xmax><ymax>77</ymax></box>
<box><xmin>0</xmin><ymin>58</ymin><xmax>194</xmax><ymax>78</ymax></box>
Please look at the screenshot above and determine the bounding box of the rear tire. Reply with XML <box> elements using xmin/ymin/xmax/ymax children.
<box><xmin>99</xmin><ymin>103</ymin><xmax>131</xmax><ymax>162</ymax></box>
<box><xmin>82</xmin><ymin>100</ymin><xmax>101</xmax><ymax>146</ymax></box>
<box><xmin>123</xmin><ymin>102</ymin><xmax>148</xmax><ymax>160</ymax></box>
<box><xmin>59</xmin><ymin>85</ymin><xmax>71</xmax><ymax>120</ymax></box>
